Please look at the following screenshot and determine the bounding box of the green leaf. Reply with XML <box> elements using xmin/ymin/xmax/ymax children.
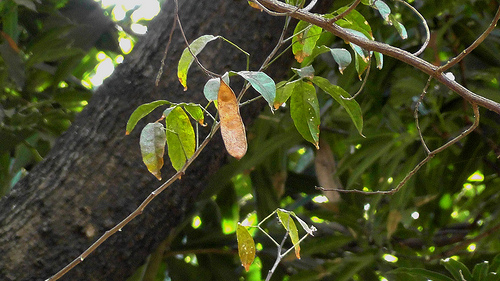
<box><xmin>292</xmin><ymin>65</ymin><xmax>315</xmax><ymax>79</ymax></box>
<box><xmin>274</xmin><ymin>81</ymin><xmax>295</xmax><ymax>109</ymax></box>
<box><xmin>292</xmin><ymin>21</ymin><xmax>322</xmax><ymax>63</ymax></box>
<box><xmin>203</xmin><ymin>73</ymin><xmax>229</xmax><ymax>101</ymax></box>
<box><xmin>373</xmin><ymin>0</ymin><xmax>391</xmax><ymax>21</ymax></box>
<box><xmin>441</xmin><ymin>258</ymin><xmax>473</xmax><ymax>281</ymax></box>
<box><xmin>140</xmin><ymin>122</ymin><xmax>166</xmax><ymax>180</ymax></box>
<box><xmin>177</xmin><ymin>34</ymin><xmax>218</xmax><ymax>90</ymax></box>
<box><xmin>277</xmin><ymin>209</ymin><xmax>301</xmax><ymax>259</ymax></box>
<box><xmin>290</xmin><ymin>81</ymin><xmax>320</xmax><ymax>149</ymax></box>
<box><xmin>354</xmin><ymin>51</ymin><xmax>370</xmax><ymax>79</ymax></box>
<box><xmin>312</xmin><ymin>76</ymin><xmax>363</xmax><ymax>136</ymax></box>
<box><xmin>236</xmin><ymin>71</ymin><xmax>276</xmax><ymax>110</ymax></box>
<box><xmin>329</xmin><ymin>48</ymin><xmax>352</xmax><ymax>74</ymax></box>
<box><xmin>472</xmin><ymin>261</ymin><xmax>489</xmax><ymax>281</ymax></box>
<box><xmin>491</xmin><ymin>253</ymin><xmax>500</xmax><ymax>273</ymax></box>
<box><xmin>386</xmin><ymin>268</ymin><xmax>455</xmax><ymax>281</ymax></box>
<box><xmin>165</xmin><ymin>106</ymin><xmax>196</xmax><ymax>171</ymax></box>
<box><xmin>389</xmin><ymin>14</ymin><xmax>408</xmax><ymax>39</ymax></box>
<box><xmin>126</xmin><ymin>100</ymin><xmax>172</xmax><ymax>135</ymax></box>
<box><xmin>374</xmin><ymin>51</ymin><xmax>384</xmax><ymax>69</ymax></box>
<box><xmin>236</xmin><ymin>224</ymin><xmax>255</xmax><ymax>272</ymax></box>
<box><xmin>333</xmin><ymin>8</ymin><xmax>373</xmax><ymax>38</ymax></box>
<box><xmin>183</xmin><ymin>103</ymin><xmax>205</xmax><ymax>126</ymax></box>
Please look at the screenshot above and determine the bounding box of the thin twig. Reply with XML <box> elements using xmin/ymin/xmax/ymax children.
<box><xmin>414</xmin><ymin>76</ymin><xmax>433</xmax><ymax>154</ymax></box>
<box><xmin>265</xmin><ymin>232</ymin><xmax>288</xmax><ymax>281</ymax></box>
<box><xmin>318</xmin><ymin>103</ymin><xmax>480</xmax><ymax>195</ymax></box>
<box><xmin>392</xmin><ymin>0</ymin><xmax>430</xmax><ymax>56</ymax></box>
<box><xmin>440</xmin><ymin>5</ymin><xmax>500</xmax><ymax>72</ymax></box>
<box><xmin>155</xmin><ymin>14</ymin><xmax>177</xmax><ymax>86</ymax></box>
<box><xmin>252</xmin><ymin>0</ymin><xmax>300</xmax><ymax>16</ymax></box>
<box><xmin>46</xmin><ymin>121</ymin><xmax>221</xmax><ymax>281</ymax></box>
<box><xmin>342</xmin><ymin>63</ymin><xmax>371</xmax><ymax>100</ymax></box>
<box><xmin>174</xmin><ymin>0</ymin><xmax>218</xmax><ymax>78</ymax></box>
<box><xmin>328</xmin><ymin>0</ymin><xmax>362</xmax><ymax>23</ymax></box>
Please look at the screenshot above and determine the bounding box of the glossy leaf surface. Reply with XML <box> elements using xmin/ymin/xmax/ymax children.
<box><xmin>290</xmin><ymin>81</ymin><xmax>320</xmax><ymax>149</ymax></box>
<box><xmin>236</xmin><ymin>71</ymin><xmax>276</xmax><ymax>110</ymax></box>
<box><xmin>236</xmin><ymin>224</ymin><xmax>255</xmax><ymax>272</ymax></box>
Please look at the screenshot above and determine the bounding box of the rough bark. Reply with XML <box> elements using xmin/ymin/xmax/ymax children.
<box><xmin>0</xmin><ymin>1</ymin><xmax>291</xmax><ymax>280</ymax></box>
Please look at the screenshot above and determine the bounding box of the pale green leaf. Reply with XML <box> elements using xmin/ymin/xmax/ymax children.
<box><xmin>389</xmin><ymin>14</ymin><xmax>408</xmax><ymax>39</ymax></box>
<box><xmin>292</xmin><ymin>65</ymin><xmax>315</xmax><ymax>79</ymax></box>
<box><xmin>165</xmin><ymin>106</ymin><xmax>195</xmax><ymax>171</ymax></box>
<box><xmin>373</xmin><ymin>0</ymin><xmax>391</xmax><ymax>21</ymax></box>
<box><xmin>236</xmin><ymin>224</ymin><xmax>255</xmax><ymax>272</ymax></box>
<box><xmin>374</xmin><ymin>51</ymin><xmax>383</xmax><ymax>69</ymax></box>
<box><xmin>140</xmin><ymin>122</ymin><xmax>166</xmax><ymax>180</ymax></box>
<box><xmin>312</xmin><ymin>76</ymin><xmax>363</xmax><ymax>136</ymax></box>
<box><xmin>126</xmin><ymin>100</ymin><xmax>172</xmax><ymax>135</ymax></box>
<box><xmin>203</xmin><ymin>73</ymin><xmax>229</xmax><ymax>101</ymax></box>
<box><xmin>236</xmin><ymin>71</ymin><xmax>276</xmax><ymax>110</ymax></box>
<box><xmin>290</xmin><ymin>81</ymin><xmax>320</xmax><ymax>148</ymax></box>
<box><xmin>178</xmin><ymin>35</ymin><xmax>218</xmax><ymax>90</ymax></box>
<box><xmin>330</xmin><ymin>48</ymin><xmax>352</xmax><ymax>74</ymax></box>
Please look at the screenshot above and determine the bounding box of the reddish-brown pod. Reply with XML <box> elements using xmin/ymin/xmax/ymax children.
<box><xmin>218</xmin><ymin>79</ymin><xmax>247</xmax><ymax>159</ymax></box>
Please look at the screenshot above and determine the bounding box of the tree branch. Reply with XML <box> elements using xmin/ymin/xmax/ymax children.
<box><xmin>257</xmin><ymin>0</ymin><xmax>500</xmax><ymax>115</ymax></box>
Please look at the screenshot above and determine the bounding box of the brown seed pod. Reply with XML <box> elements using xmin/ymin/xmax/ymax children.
<box><xmin>218</xmin><ymin>79</ymin><xmax>247</xmax><ymax>159</ymax></box>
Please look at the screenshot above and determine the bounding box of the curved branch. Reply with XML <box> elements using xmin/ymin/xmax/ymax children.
<box><xmin>440</xmin><ymin>5</ymin><xmax>500</xmax><ymax>72</ymax></box>
<box><xmin>392</xmin><ymin>0</ymin><xmax>430</xmax><ymax>56</ymax></box>
<box><xmin>257</xmin><ymin>0</ymin><xmax>500</xmax><ymax>115</ymax></box>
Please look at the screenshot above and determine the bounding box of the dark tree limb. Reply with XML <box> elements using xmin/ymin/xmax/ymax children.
<box><xmin>256</xmin><ymin>0</ymin><xmax>500</xmax><ymax>115</ymax></box>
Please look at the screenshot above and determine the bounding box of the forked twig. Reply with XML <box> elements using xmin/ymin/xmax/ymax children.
<box><xmin>318</xmin><ymin>103</ymin><xmax>480</xmax><ymax>195</ymax></box>
<box><xmin>414</xmin><ymin>76</ymin><xmax>433</xmax><ymax>154</ymax></box>
<box><xmin>342</xmin><ymin>63</ymin><xmax>371</xmax><ymax>101</ymax></box>
<box><xmin>439</xmin><ymin>5</ymin><xmax>500</xmax><ymax>72</ymax></box>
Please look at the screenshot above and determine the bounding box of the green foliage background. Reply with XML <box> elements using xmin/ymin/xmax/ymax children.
<box><xmin>1</xmin><ymin>0</ymin><xmax>499</xmax><ymax>280</ymax></box>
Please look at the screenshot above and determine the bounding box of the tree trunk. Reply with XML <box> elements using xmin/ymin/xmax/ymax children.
<box><xmin>0</xmin><ymin>1</ymin><xmax>291</xmax><ymax>280</ymax></box>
